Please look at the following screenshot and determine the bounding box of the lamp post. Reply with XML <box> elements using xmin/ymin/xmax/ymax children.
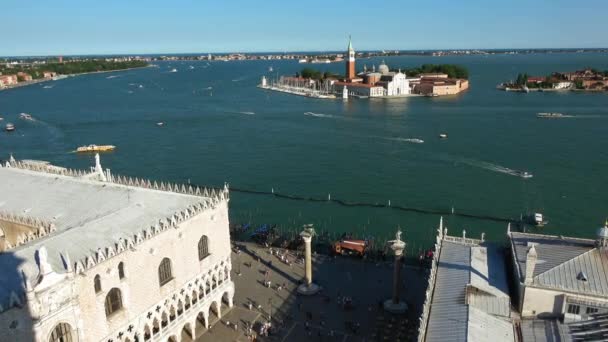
<box><xmin>383</xmin><ymin>229</ymin><xmax>408</xmax><ymax>314</ymax></box>
<box><xmin>297</xmin><ymin>224</ymin><xmax>320</xmax><ymax>295</ymax></box>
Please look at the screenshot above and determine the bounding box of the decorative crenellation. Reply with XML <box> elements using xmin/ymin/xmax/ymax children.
<box><xmin>4</xmin><ymin>157</ymin><xmax>230</xmax><ymax>202</ymax></box>
<box><xmin>0</xmin><ymin>211</ymin><xmax>57</xmax><ymax>251</ymax></box>
<box><xmin>108</xmin><ymin>171</ymin><xmax>230</xmax><ymax>202</ymax></box>
<box><xmin>417</xmin><ymin>219</ymin><xmax>445</xmax><ymax>342</ymax></box>
<box><xmin>99</xmin><ymin>256</ymin><xmax>234</xmax><ymax>342</ymax></box>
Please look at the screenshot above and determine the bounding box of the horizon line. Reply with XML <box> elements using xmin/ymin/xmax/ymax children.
<box><xmin>2</xmin><ymin>47</ymin><xmax>608</xmax><ymax>59</ymax></box>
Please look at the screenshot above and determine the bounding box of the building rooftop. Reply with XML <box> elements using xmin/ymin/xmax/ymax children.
<box><xmin>510</xmin><ymin>232</ymin><xmax>608</xmax><ymax>297</ymax></box>
<box><xmin>0</xmin><ymin>162</ymin><xmax>221</xmax><ymax>311</ymax></box>
<box><xmin>521</xmin><ymin>314</ymin><xmax>608</xmax><ymax>341</ymax></box>
<box><xmin>425</xmin><ymin>238</ymin><xmax>512</xmax><ymax>342</ymax></box>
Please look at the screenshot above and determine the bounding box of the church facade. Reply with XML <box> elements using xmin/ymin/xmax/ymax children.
<box><xmin>0</xmin><ymin>155</ymin><xmax>234</xmax><ymax>342</ymax></box>
<box><xmin>334</xmin><ymin>38</ymin><xmax>411</xmax><ymax>98</ymax></box>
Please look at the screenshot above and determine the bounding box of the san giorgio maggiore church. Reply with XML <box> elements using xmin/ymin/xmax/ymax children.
<box><xmin>332</xmin><ymin>37</ymin><xmax>411</xmax><ymax>98</ymax></box>
<box><xmin>0</xmin><ymin>154</ymin><xmax>234</xmax><ymax>342</ymax></box>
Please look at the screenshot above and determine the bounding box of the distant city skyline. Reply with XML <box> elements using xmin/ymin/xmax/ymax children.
<box><xmin>2</xmin><ymin>0</ymin><xmax>608</xmax><ymax>56</ymax></box>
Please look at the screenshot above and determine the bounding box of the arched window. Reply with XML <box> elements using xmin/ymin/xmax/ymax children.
<box><xmin>49</xmin><ymin>322</ymin><xmax>73</xmax><ymax>342</ymax></box>
<box><xmin>118</xmin><ymin>262</ymin><xmax>125</xmax><ymax>279</ymax></box>
<box><xmin>158</xmin><ymin>258</ymin><xmax>173</xmax><ymax>286</ymax></box>
<box><xmin>104</xmin><ymin>288</ymin><xmax>123</xmax><ymax>316</ymax></box>
<box><xmin>198</xmin><ymin>236</ymin><xmax>209</xmax><ymax>260</ymax></box>
<box><xmin>94</xmin><ymin>274</ymin><xmax>102</xmax><ymax>293</ymax></box>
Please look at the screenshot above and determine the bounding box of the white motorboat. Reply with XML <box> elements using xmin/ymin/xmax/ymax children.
<box><xmin>439</xmin><ymin>133</ymin><xmax>448</xmax><ymax>139</ymax></box>
<box><xmin>516</xmin><ymin>171</ymin><xmax>533</xmax><ymax>179</ymax></box>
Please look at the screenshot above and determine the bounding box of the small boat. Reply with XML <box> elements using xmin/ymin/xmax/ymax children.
<box><xmin>19</xmin><ymin>113</ymin><xmax>33</xmax><ymax>121</ymax></box>
<box><xmin>76</xmin><ymin>144</ymin><xmax>116</xmax><ymax>153</ymax></box>
<box><xmin>516</xmin><ymin>171</ymin><xmax>533</xmax><ymax>179</ymax></box>
<box><xmin>170</xmin><ymin>68</ymin><xmax>178</xmax><ymax>73</ymax></box>
<box><xmin>156</xmin><ymin>122</ymin><xmax>164</xmax><ymax>126</ymax></box>
<box><xmin>405</xmin><ymin>138</ymin><xmax>424</xmax><ymax>144</ymax></box>
<box><xmin>439</xmin><ymin>133</ymin><xmax>448</xmax><ymax>139</ymax></box>
<box><xmin>268</xmin><ymin>66</ymin><xmax>274</xmax><ymax>72</ymax></box>
<box><xmin>537</xmin><ymin>112</ymin><xmax>565</xmax><ymax>118</ymax></box>
<box><xmin>5</xmin><ymin>123</ymin><xmax>15</xmax><ymax>132</ymax></box>
<box><xmin>524</xmin><ymin>213</ymin><xmax>547</xmax><ymax>227</ymax></box>
<box><xmin>0</xmin><ymin>117</ymin><xmax>3</xmax><ymax>121</ymax></box>
<box><xmin>189</xmin><ymin>65</ymin><xmax>195</xmax><ymax>70</ymax></box>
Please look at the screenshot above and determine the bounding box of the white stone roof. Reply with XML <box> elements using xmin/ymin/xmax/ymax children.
<box><xmin>425</xmin><ymin>239</ymin><xmax>512</xmax><ymax>342</ymax></box>
<box><xmin>0</xmin><ymin>164</ymin><xmax>226</xmax><ymax>312</ymax></box>
<box><xmin>510</xmin><ymin>232</ymin><xmax>608</xmax><ymax>297</ymax></box>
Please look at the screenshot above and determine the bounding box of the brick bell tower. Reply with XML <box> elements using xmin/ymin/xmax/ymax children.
<box><xmin>346</xmin><ymin>35</ymin><xmax>355</xmax><ymax>80</ymax></box>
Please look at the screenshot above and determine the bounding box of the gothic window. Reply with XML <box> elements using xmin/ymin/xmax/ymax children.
<box><xmin>49</xmin><ymin>322</ymin><xmax>73</xmax><ymax>342</ymax></box>
<box><xmin>118</xmin><ymin>262</ymin><xmax>125</xmax><ymax>279</ymax></box>
<box><xmin>94</xmin><ymin>274</ymin><xmax>102</xmax><ymax>293</ymax></box>
<box><xmin>158</xmin><ymin>258</ymin><xmax>173</xmax><ymax>286</ymax></box>
<box><xmin>198</xmin><ymin>235</ymin><xmax>209</xmax><ymax>260</ymax></box>
<box><xmin>105</xmin><ymin>288</ymin><xmax>123</xmax><ymax>316</ymax></box>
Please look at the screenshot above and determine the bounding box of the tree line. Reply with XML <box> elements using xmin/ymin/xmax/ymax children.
<box><xmin>0</xmin><ymin>60</ymin><xmax>148</xmax><ymax>80</ymax></box>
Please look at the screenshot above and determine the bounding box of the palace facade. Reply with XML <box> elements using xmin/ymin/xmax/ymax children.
<box><xmin>0</xmin><ymin>155</ymin><xmax>234</xmax><ymax>342</ymax></box>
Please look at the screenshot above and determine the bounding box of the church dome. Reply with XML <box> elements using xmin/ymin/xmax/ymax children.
<box><xmin>378</xmin><ymin>61</ymin><xmax>389</xmax><ymax>75</ymax></box>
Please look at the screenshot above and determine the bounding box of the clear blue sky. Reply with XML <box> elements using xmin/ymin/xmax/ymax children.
<box><xmin>3</xmin><ymin>0</ymin><xmax>607</xmax><ymax>56</ymax></box>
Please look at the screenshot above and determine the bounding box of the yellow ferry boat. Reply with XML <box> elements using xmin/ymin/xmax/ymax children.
<box><xmin>76</xmin><ymin>144</ymin><xmax>116</xmax><ymax>153</ymax></box>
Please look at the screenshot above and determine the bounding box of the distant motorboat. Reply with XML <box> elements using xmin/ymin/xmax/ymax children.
<box><xmin>19</xmin><ymin>113</ymin><xmax>33</xmax><ymax>121</ymax></box>
<box><xmin>76</xmin><ymin>144</ymin><xmax>116</xmax><ymax>153</ymax></box>
<box><xmin>439</xmin><ymin>133</ymin><xmax>448</xmax><ymax>139</ymax></box>
<box><xmin>189</xmin><ymin>65</ymin><xmax>195</xmax><ymax>70</ymax></box>
<box><xmin>157</xmin><ymin>122</ymin><xmax>164</xmax><ymax>127</ymax></box>
<box><xmin>170</xmin><ymin>68</ymin><xmax>178</xmax><ymax>73</ymax></box>
<box><xmin>5</xmin><ymin>123</ymin><xmax>15</xmax><ymax>132</ymax></box>
<box><xmin>268</xmin><ymin>66</ymin><xmax>274</xmax><ymax>72</ymax></box>
<box><xmin>515</xmin><ymin>171</ymin><xmax>533</xmax><ymax>179</ymax></box>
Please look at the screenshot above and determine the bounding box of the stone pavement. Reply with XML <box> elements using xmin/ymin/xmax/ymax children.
<box><xmin>196</xmin><ymin>242</ymin><xmax>428</xmax><ymax>341</ymax></box>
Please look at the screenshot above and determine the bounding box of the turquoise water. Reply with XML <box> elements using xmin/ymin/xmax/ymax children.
<box><xmin>1</xmin><ymin>53</ymin><xmax>607</xmax><ymax>253</ymax></box>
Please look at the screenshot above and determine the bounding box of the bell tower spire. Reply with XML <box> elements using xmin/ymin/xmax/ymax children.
<box><xmin>345</xmin><ymin>35</ymin><xmax>356</xmax><ymax>80</ymax></box>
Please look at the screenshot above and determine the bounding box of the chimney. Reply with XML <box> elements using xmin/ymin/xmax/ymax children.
<box><xmin>524</xmin><ymin>244</ymin><xmax>537</xmax><ymax>284</ymax></box>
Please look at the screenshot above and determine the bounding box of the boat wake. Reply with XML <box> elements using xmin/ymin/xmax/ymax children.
<box><xmin>106</xmin><ymin>75</ymin><xmax>120</xmax><ymax>79</ymax></box>
<box><xmin>232</xmin><ymin>77</ymin><xmax>246</xmax><ymax>82</ymax></box>
<box><xmin>239</xmin><ymin>111</ymin><xmax>255</xmax><ymax>115</ymax></box>
<box><xmin>384</xmin><ymin>137</ymin><xmax>425</xmax><ymax>144</ymax></box>
<box><xmin>225</xmin><ymin>110</ymin><xmax>255</xmax><ymax>115</ymax></box>
<box><xmin>304</xmin><ymin>112</ymin><xmax>334</xmax><ymax>119</ymax></box>
<box><xmin>451</xmin><ymin>157</ymin><xmax>532</xmax><ymax>178</ymax></box>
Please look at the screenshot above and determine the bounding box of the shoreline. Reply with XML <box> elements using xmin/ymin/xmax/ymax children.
<box><xmin>500</xmin><ymin>87</ymin><xmax>607</xmax><ymax>93</ymax></box>
<box><xmin>0</xmin><ymin>65</ymin><xmax>150</xmax><ymax>92</ymax></box>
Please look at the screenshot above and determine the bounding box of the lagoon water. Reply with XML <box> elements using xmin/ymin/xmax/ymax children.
<box><xmin>1</xmin><ymin>53</ymin><xmax>607</xmax><ymax>253</ymax></box>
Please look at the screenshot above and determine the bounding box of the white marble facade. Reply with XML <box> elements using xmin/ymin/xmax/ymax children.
<box><xmin>0</xmin><ymin>157</ymin><xmax>234</xmax><ymax>342</ymax></box>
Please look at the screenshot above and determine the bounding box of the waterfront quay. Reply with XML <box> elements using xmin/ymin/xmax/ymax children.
<box><xmin>196</xmin><ymin>241</ymin><xmax>427</xmax><ymax>341</ymax></box>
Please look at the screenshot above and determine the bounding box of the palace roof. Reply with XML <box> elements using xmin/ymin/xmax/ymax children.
<box><xmin>510</xmin><ymin>232</ymin><xmax>608</xmax><ymax>298</ymax></box>
<box><xmin>425</xmin><ymin>238</ymin><xmax>512</xmax><ymax>342</ymax></box>
<box><xmin>0</xmin><ymin>161</ymin><xmax>226</xmax><ymax>312</ymax></box>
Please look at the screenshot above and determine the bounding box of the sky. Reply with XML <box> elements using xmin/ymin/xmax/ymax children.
<box><xmin>2</xmin><ymin>0</ymin><xmax>608</xmax><ymax>56</ymax></box>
